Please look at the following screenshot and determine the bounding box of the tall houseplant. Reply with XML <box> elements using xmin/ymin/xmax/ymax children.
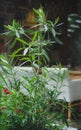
<box><xmin>0</xmin><ymin>6</ymin><xmax>68</xmax><ymax>130</ymax></box>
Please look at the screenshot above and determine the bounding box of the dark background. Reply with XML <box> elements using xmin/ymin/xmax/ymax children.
<box><xmin>0</xmin><ymin>0</ymin><xmax>81</xmax><ymax>68</ymax></box>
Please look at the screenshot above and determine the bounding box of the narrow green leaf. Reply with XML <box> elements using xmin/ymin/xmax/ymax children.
<box><xmin>0</xmin><ymin>73</ymin><xmax>8</xmax><ymax>86</ymax></box>
<box><xmin>20</xmin><ymin>57</ymin><xmax>31</xmax><ymax>62</ymax></box>
<box><xmin>52</xmin><ymin>28</ymin><xmax>56</xmax><ymax>37</ymax></box>
<box><xmin>15</xmin><ymin>30</ymin><xmax>20</xmax><ymax>38</ymax></box>
<box><xmin>10</xmin><ymin>38</ymin><xmax>16</xmax><ymax>49</ymax></box>
<box><xmin>10</xmin><ymin>48</ymin><xmax>23</xmax><ymax>59</ymax></box>
<box><xmin>23</xmin><ymin>48</ymin><xmax>29</xmax><ymax>56</ymax></box>
<box><xmin>16</xmin><ymin>38</ymin><xmax>28</xmax><ymax>45</ymax></box>
<box><xmin>33</xmin><ymin>8</ymin><xmax>40</xmax><ymax>16</ymax></box>
<box><xmin>54</xmin><ymin>17</ymin><xmax>59</xmax><ymax>25</ymax></box>
<box><xmin>42</xmin><ymin>49</ymin><xmax>50</xmax><ymax>63</ymax></box>
<box><xmin>32</xmin><ymin>31</ymin><xmax>38</xmax><ymax>42</ymax></box>
<box><xmin>55</xmin><ymin>36</ymin><xmax>63</xmax><ymax>45</ymax></box>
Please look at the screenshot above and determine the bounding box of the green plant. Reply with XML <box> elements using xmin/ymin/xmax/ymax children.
<box><xmin>0</xmin><ymin>6</ymin><xmax>68</xmax><ymax>130</ymax></box>
<box><xmin>4</xmin><ymin>6</ymin><xmax>62</xmax><ymax>67</ymax></box>
<box><xmin>0</xmin><ymin>55</ymin><xmax>68</xmax><ymax>130</ymax></box>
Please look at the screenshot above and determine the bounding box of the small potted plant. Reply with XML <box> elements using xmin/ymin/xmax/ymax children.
<box><xmin>0</xmin><ymin>6</ymin><xmax>70</xmax><ymax>130</ymax></box>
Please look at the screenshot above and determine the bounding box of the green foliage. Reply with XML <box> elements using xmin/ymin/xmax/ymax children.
<box><xmin>4</xmin><ymin>6</ymin><xmax>62</xmax><ymax>67</ymax></box>
<box><xmin>0</xmin><ymin>6</ymin><xmax>68</xmax><ymax>130</ymax></box>
<box><xmin>4</xmin><ymin>20</ymin><xmax>25</xmax><ymax>38</ymax></box>
<box><xmin>0</xmin><ymin>56</ymin><xmax>68</xmax><ymax>130</ymax></box>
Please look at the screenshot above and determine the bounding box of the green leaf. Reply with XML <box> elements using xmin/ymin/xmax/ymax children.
<box><xmin>54</xmin><ymin>17</ymin><xmax>59</xmax><ymax>25</ymax></box>
<box><xmin>19</xmin><ymin>27</ymin><xmax>25</xmax><ymax>34</ymax></box>
<box><xmin>10</xmin><ymin>38</ymin><xmax>17</xmax><ymax>49</ymax></box>
<box><xmin>32</xmin><ymin>31</ymin><xmax>38</xmax><ymax>42</ymax></box>
<box><xmin>16</xmin><ymin>38</ymin><xmax>28</xmax><ymax>45</ymax></box>
<box><xmin>0</xmin><ymin>66</ymin><xmax>11</xmax><ymax>75</ymax></box>
<box><xmin>0</xmin><ymin>55</ymin><xmax>8</xmax><ymax>64</ymax></box>
<box><xmin>23</xmin><ymin>48</ymin><xmax>29</xmax><ymax>56</ymax></box>
<box><xmin>4</xmin><ymin>25</ymin><xmax>12</xmax><ymax>30</ymax></box>
<box><xmin>20</xmin><ymin>57</ymin><xmax>31</xmax><ymax>62</ymax></box>
<box><xmin>54</xmin><ymin>36</ymin><xmax>63</xmax><ymax>45</ymax></box>
<box><xmin>51</xmin><ymin>28</ymin><xmax>56</xmax><ymax>37</ymax></box>
<box><xmin>33</xmin><ymin>8</ymin><xmax>40</xmax><ymax>16</ymax></box>
<box><xmin>15</xmin><ymin>30</ymin><xmax>20</xmax><ymax>38</ymax></box>
<box><xmin>42</xmin><ymin>49</ymin><xmax>50</xmax><ymax>63</ymax></box>
<box><xmin>44</xmin><ymin>24</ymin><xmax>48</xmax><ymax>32</ymax></box>
<box><xmin>10</xmin><ymin>48</ymin><xmax>23</xmax><ymax>60</ymax></box>
<box><xmin>0</xmin><ymin>73</ymin><xmax>8</xmax><ymax>86</ymax></box>
<box><xmin>12</xmin><ymin>19</ymin><xmax>16</xmax><ymax>27</ymax></box>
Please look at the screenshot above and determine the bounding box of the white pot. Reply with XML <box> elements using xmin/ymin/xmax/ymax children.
<box><xmin>63</xmin><ymin>126</ymin><xmax>78</xmax><ymax>130</ymax></box>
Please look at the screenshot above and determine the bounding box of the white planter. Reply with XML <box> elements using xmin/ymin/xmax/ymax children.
<box><xmin>63</xmin><ymin>127</ymin><xmax>78</xmax><ymax>130</ymax></box>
